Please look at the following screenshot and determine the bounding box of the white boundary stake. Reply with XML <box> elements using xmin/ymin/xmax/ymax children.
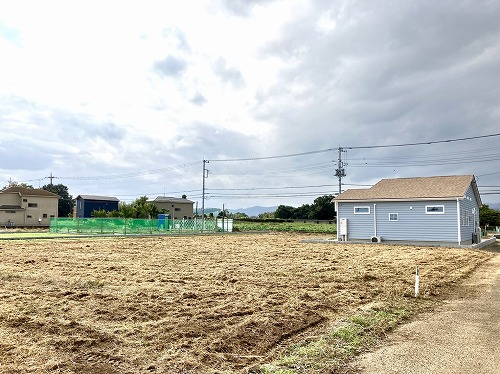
<box><xmin>415</xmin><ymin>266</ymin><xmax>420</xmax><ymax>298</ymax></box>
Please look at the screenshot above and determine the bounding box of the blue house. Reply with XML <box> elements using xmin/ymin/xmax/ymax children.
<box><xmin>333</xmin><ymin>175</ymin><xmax>482</xmax><ymax>245</ymax></box>
<box><xmin>75</xmin><ymin>195</ymin><xmax>119</xmax><ymax>218</ymax></box>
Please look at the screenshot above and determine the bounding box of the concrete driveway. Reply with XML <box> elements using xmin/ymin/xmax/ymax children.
<box><xmin>351</xmin><ymin>244</ymin><xmax>500</xmax><ymax>374</ymax></box>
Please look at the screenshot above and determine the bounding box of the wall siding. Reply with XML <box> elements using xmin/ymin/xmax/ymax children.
<box><xmin>338</xmin><ymin>200</ymin><xmax>459</xmax><ymax>242</ymax></box>
<box><xmin>76</xmin><ymin>199</ymin><xmax>119</xmax><ymax>218</ymax></box>
<box><xmin>458</xmin><ymin>185</ymin><xmax>480</xmax><ymax>244</ymax></box>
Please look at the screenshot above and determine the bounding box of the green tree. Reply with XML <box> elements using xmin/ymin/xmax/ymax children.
<box><xmin>233</xmin><ymin>212</ymin><xmax>248</xmax><ymax>219</ymax></box>
<box><xmin>274</xmin><ymin>205</ymin><xmax>296</xmax><ymax>219</ymax></box>
<box><xmin>133</xmin><ymin>196</ymin><xmax>159</xmax><ymax>218</ymax></box>
<box><xmin>294</xmin><ymin>204</ymin><xmax>312</xmax><ymax>219</ymax></box>
<box><xmin>91</xmin><ymin>209</ymin><xmax>109</xmax><ymax>218</ymax></box>
<box><xmin>258</xmin><ymin>212</ymin><xmax>274</xmax><ymax>219</ymax></box>
<box><xmin>2</xmin><ymin>182</ymin><xmax>34</xmax><ymax>189</ymax></box>
<box><xmin>217</xmin><ymin>209</ymin><xmax>232</xmax><ymax>218</ymax></box>
<box><xmin>309</xmin><ymin>195</ymin><xmax>336</xmax><ymax>220</ymax></box>
<box><xmin>42</xmin><ymin>183</ymin><xmax>74</xmax><ymax>217</ymax></box>
<box><xmin>479</xmin><ymin>204</ymin><xmax>500</xmax><ymax>227</ymax></box>
<box><xmin>118</xmin><ymin>202</ymin><xmax>136</xmax><ymax>218</ymax></box>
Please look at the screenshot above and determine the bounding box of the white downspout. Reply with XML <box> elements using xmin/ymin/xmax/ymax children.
<box><xmin>456</xmin><ymin>198</ymin><xmax>461</xmax><ymax>245</ymax></box>
<box><xmin>335</xmin><ymin>201</ymin><xmax>339</xmax><ymax>240</ymax></box>
<box><xmin>373</xmin><ymin>203</ymin><xmax>377</xmax><ymax>237</ymax></box>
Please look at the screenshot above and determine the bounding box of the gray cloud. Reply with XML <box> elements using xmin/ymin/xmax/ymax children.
<box><xmin>190</xmin><ymin>92</ymin><xmax>207</xmax><ymax>106</ymax></box>
<box><xmin>255</xmin><ymin>1</ymin><xmax>500</xmax><ymax>166</ymax></box>
<box><xmin>0</xmin><ymin>141</ymin><xmax>51</xmax><ymax>172</ymax></box>
<box><xmin>213</xmin><ymin>58</ymin><xmax>245</xmax><ymax>89</ymax></box>
<box><xmin>154</xmin><ymin>55</ymin><xmax>187</xmax><ymax>77</ymax></box>
<box><xmin>218</xmin><ymin>0</ymin><xmax>275</xmax><ymax>17</ymax></box>
<box><xmin>162</xmin><ymin>27</ymin><xmax>191</xmax><ymax>52</ymax></box>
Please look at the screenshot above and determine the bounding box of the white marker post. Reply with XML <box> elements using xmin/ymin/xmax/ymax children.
<box><xmin>415</xmin><ymin>266</ymin><xmax>420</xmax><ymax>298</ymax></box>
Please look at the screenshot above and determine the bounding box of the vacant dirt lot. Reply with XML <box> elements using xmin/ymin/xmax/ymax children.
<box><xmin>0</xmin><ymin>233</ymin><xmax>493</xmax><ymax>373</ymax></box>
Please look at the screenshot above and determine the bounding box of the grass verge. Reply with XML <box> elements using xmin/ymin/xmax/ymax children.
<box><xmin>257</xmin><ymin>299</ymin><xmax>429</xmax><ymax>373</ymax></box>
<box><xmin>234</xmin><ymin>220</ymin><xmax>337</xmax><ymax>234</ymax></box>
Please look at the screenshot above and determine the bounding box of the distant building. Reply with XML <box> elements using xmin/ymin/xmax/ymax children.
<box><xmin>333</xmin><ymin>175</ymin><xmax>482</xmax><ymax>245</ymax></box>
<box><xmin>148</xmin><ymin>196</ymin><xmax>194</xmax><ymax>220</ymax></box>
<box><xmin>75</xmin><ymin>195</ymin><xmax>119</xmax><ymax>218</ymax></box>
<box><xmin>0</xmin><ymin>186</ymin><xmax>59</xmax><ymax>226</ymax></box>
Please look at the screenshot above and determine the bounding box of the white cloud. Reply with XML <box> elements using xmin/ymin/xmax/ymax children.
<box><xmin>1</xmin><ymin>0</ymin><xmax>500</xmax><ymax>207</ymax></box>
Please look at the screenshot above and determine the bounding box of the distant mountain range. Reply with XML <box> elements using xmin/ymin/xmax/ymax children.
<box><xmin>205</xmin><ymin>206</ymin><xmax>278</xmax><ymax>217</ymax></box>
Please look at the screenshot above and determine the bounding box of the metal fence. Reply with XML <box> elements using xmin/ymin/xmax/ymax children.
<box><xmin>50</xmin><ymin>218</ymin><xmax>219</xmax><ymax>235</ymax></box>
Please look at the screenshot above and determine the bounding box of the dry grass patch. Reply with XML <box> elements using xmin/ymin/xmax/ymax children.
<box><xmin>0</xmin><ymin>233</ymin><xmax>493</xmax><ymax>373</ymax></box>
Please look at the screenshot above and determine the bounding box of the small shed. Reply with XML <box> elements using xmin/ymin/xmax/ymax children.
<box><xmin>333</xmin><ymin>175</ymin><xmax>482</xmax><ymax>245</ymax></box>
<box><xmin>75</xmin><ymin>195</ymin><xmax>119</xmax><ymax>218</ymax></box>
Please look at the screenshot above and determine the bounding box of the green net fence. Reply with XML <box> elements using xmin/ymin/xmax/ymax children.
<box><xmin>50</xmin><ymin>218</ymin><xmax>219</xmax><ymax>235</ymax></box>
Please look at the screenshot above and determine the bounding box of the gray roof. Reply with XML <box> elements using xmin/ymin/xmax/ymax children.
<box><xmin>334</xmin><ymin>175</ymin><xmax>481</xmax><ymax>204</ymax></box>
<box><xmin>1</xmin><ymin>186</ymin><xmax>59</xmax><ymax>198</ymax></box>
<box><xmin>75</xmin><ymin>195</ymin><xmax>120</xmax><ymax>202</ymax></box>
<box><xmin>150</xmin><ymin>196</ymin><xmax>195</xmax><ymax>204</ymax></box>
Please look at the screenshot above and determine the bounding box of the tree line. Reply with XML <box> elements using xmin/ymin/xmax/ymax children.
<box><xmin>479</xmin><ymin>204</ymin><xmax>500</xmax><ymax>227</ymax></box>
<box><xmin>272</xmin><ymin>195</ymin><xmax>336</xmax><ymax>220</ymax></box>
<box><xmin>92</xmin><ymin>196</ymin><xmax>160</xmax><ymax>218</ymax></box>
<box><xmin>4</xmin><ymin>183</ymin><xmax>500</xmax><ymax>226</ymax></box>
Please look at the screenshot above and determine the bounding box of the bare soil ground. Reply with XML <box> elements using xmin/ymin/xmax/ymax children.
<box><xmin>0</xmin><ymin>233</ymin><xmax>494</xmax><ymax>373</ymax></box>
<box><xmin>350</xmin><ymin>242</ymin><xmax>500</xmax><ymax>373</ymax></box>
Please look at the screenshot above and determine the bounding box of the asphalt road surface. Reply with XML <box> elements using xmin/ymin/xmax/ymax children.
<box><xmin>351</xmin><ymin>245</ymin><xmax>500</xmax><ymax>374</ymax></box>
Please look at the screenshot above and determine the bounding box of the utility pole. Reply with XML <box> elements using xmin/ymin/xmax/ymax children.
<box><xmin>48</xmin><ymin>172</ymin><xmax>55</xmax><ymax>186</ymax></box>
<box><xmin>201</xmin><ymin>160</ymin><xmax>209</xmax><ymax>230</ymax></box>
<box><xmin>335</xmin><ymin>147</ymin><xmax>347</xmax><ymax>196</ymax></box>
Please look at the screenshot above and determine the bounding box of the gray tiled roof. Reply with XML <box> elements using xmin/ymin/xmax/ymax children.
<box><xmin>75</xmin><ymin>195</ymin><xmax>119</xmax><ymax>202</ymax></box>
<box><xmin>1</xmin><ymin>186</ymin><xmax>59</xmax><ymax>198</ymax></box>
<box><xmin>151</xmin><ymin>196</ymin><xmax>195</xmax><ymax>204</ymax></box>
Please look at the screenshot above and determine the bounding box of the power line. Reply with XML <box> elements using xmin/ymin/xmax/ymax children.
<box><xmin>209</xmin><ymin>148</ymin><xmax>334</xmax><ymax>162</ymax></box>
<box><xmin>55</xmin><ymin>161</ymin><xmax>201</xmax><ymax>181</ymax></box>
<box><xmin>346</xmin><ymin>132</ymin><xmax>500</xmax><ymax>150</ymax></box>
<box><xmin>207</xmin><ymin>132</ymin><xmax>500</xmax><ymax>162</ymax></box>
<box><xmin>208</xmin><ymin>184</ymin><xmax>337</xmax><ymax>191</ymax></box>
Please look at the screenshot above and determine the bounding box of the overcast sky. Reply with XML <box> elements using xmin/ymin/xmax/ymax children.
<box><xmin>1</xmin><ymin>0</ymin><xmax>500</xmax><ymax>210</ymax></box>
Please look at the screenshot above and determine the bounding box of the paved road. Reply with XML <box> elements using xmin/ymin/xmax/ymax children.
<box><xmin>351</xmin><ymin>248</ymin><xmax>500</xmax><ymax>374</ymax></box>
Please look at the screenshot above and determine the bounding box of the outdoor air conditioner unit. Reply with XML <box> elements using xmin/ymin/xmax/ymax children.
<box><xmin>371</xmin><ymin>236</ymin><xmax>382</xmax><ymax>243</ymax></box>
<box><xmin>472</xmin><ymin>231</ymin><xmax>481</xmax><ymax>244</ymax></box>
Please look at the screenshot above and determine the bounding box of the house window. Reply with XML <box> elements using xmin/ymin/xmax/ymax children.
<box><xmin>389</xmin><ymin>213</ymin><xmax>398</xmax><ymax>221</ymax></box>
<box><xmin>27</xmin><ymin>215</ymin><xmax>32</xmax><ymax>218</ymax></box>
<box><xmin>28</xmin><ymin>203</ymin><xmax>38</xmax><ymax>208</ymax></box>
<box><xmin>23</xmin><ymin>198</ymin><xmax>27</xmax><ymax>202</ymax></box>
<box><xmin>43</xmin><ymin>214</ymin><xmax>48</xmax><ymax>218</ymax></box>
<box><xmin>354</xmin><ymin>206</ymin><xmax>370</xmax><ymax>214</ymax></box>
<box><xmin>425</xmin><ymin>205</ymin><xmax>444</xmax><ymax>214</ymax></box>
<box><xmin>465</xmin><ymin>210</ymin><xmax>470</xmax><ymax>226</ymax></box>
<box><xmin>174</xmin><ymin>208</ymin><xmax>181</xmax><ymax>211</ymax></box>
